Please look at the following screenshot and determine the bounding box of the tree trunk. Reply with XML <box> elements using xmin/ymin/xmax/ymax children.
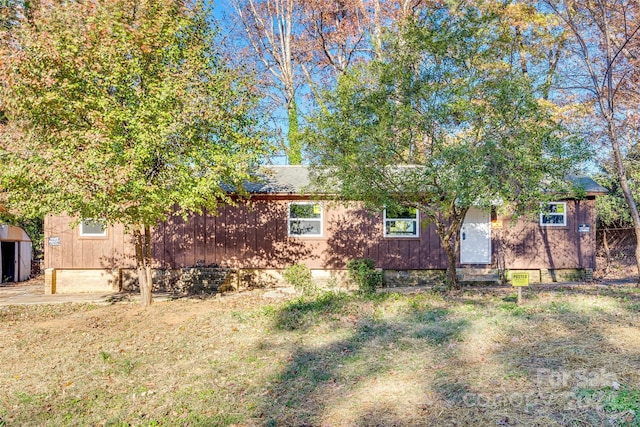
<box><xmin>600</xmin><ymin>9</ymin><xmax>640</xmax><ymax>285</ymax></box>
<box><xmin>443</xmin><ymin>243</ymin><xmax>459</xmax><ymax>290</ymax></box>
<box><xmin>607</xmin><ymin>123</ymin><xmax>640</xmax><ymax>285</ymax></box>
<box><xmin>434</xmin><ymin>209</ymin><xmax>467</xmax><ymax>291</ymax></box>
<box><xmin>287</xmin><ymin>98</ymin><xmax>301</xmax><ymax>164</ymax></box>
<box><xmin>635</xmin><ymin>235</ymin><xmax>640</xmax><ymax>286</ymax></box>
<box><xmin>553</xmin><ymin>0</ymin><xmax>640</xmax><ymax>284</ymax></box>
<box><xmin>371</xmin><ymin>0</ymin><xmax>383</xmax><ymax>60</ymax></box>
<box><xmin>134</xmin><ymin>224</ymin><xmax>153</xmax><ymax>306</ymax></box>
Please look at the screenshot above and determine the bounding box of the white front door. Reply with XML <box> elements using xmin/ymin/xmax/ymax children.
<box><xmin>460</xmin><ymin>207</ymin><xmax>492</xmax><ymax>264</ymax></box>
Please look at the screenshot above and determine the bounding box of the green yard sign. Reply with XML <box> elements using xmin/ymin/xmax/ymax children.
<box><xmin>511</xmin><ymin>272</ymin><xmax>529</xmax><ymax>305</ymax></box>
<box><xmin>512</xmin><ymin>273</ymin><xmax>530</xmax><ymax>287</ymax></box>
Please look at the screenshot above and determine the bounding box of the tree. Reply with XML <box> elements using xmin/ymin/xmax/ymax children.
<box><xmin>227</xmin><ymin>0</ymin><xmax>430</xmax><ymax>164</ymax></box>
<box><xmin>306</xmin><ymin>1</ymin><xmax>588</xmax><ymax>289</ymax></box>
<box><xmin>297</xmin><ymin>0</ymin><xmax>369</xmax><ymax>78</ymax></box>
<box><xmin>0</xmin><ymin>0</ymin><xmax>264</xmax><ymax>305</ymax></box>
<box><xmin>594</xmin><ymin>167</ymin><xmax>636</xmax><ymax>272</ymax></box>
<box><xmin>545</xmin><ymin>0</ymin><xmax>640</xmax><ymax>284</ymax></box>
<box><xmin>231</xmin><ymin>0</ymin><xmax>303</xmax><ymax>164</ymax></box>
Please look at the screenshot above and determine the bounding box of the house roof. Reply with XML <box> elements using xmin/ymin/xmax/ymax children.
<box><xmin>246</xmin><ymin>165</ymin><xmax>310</xmax><ymax>194</ymax></box>
<box><xmin>248</xmin><ymin>165</ymin><xmax>608</xmax><ymax>196</ymax></box>
<box><xmin>566</xmin><ymin>175</ymin><xmax>608</xmax><ymax>195</ymax></box>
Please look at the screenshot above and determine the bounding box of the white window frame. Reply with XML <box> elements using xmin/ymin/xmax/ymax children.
<box><xmin>383</xmin><ymin>207</ymin><xmax>420</xmax><ymax>238</ymax></box>
<box><xmin>288</xmin><ymin>202</ymin><xmax>323</xmax><ymax>237</ymax></box>
<box><xmin>540</xmin><ymin>202</ymin><xmax>567</xmax><ymax>227</ymax></box>
<box><xmin>79</xmin><ymin>219</ymin><xmax>107</xmax><ymax>237</ymax></box>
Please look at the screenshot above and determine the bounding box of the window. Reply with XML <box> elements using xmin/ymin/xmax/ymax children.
<box><xmin>79</xmin><ymin>219</ymin><xmax>107</xmax><ymax>237</ymax></box>
<box><xmin>540</xmin><ymin>202</ymin><xmax>567</xmax><ymax>226</ymax></box>
<box><xmin>384</xmin><ymin>206</ymin><xmax>419</xmax><ymax>237</ymax></box>
<box><xmin>288</xmin><ymin>202</ymin><xmax>322</xmax><ymax>237</ymax></box>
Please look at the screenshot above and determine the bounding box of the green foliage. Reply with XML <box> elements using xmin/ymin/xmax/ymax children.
<box><xmin>0</xmin><ymin>0</ymin><xmax>17</xmax><ymax>35</ymax></box>
<box><xmin>578</xmin><ymin>387</ymin><xmax>640</xmax><ymax>426</ymax></box>
<box><xmin>604</xmin><ymin>387</ymin><xmax>640</xmax><ymax>415</ymax></box>
<box><xmin>499</xmin><ymin>302</ymin><xmax>529</xmax><ymax>316</ymax></box>
<box><xmin>0</xmin><ymin>0</ymin><xmax>264</xmax><ymax>227</ymax></box>
<box><xmin>346</xmin><ymin>258</ymin><xmax>382</xmax><ymax>295</ymax></box>
<box><xmin>287</xmin><ymin>98</ymin><xmax>302</xmax><ymax>165</ymax></box>
<box><xmin>282</xmin><ymin>263</ymin><xmax>316</xmax><ymax>296</ymax></box>
<box><xmin>595</xmin><ymin>172</ymin><xmax>636</xmax><ymax>229</ymax></box>
<box><xmin>0</xmin><ymin>0</ymin><xmax>265</xmax><ymax>301</ymax></box>
<box><xmin>0</xmin><ymin>212</ymin><xmax>43</xmax><ymax>258</ymax></box>
<box><xmin>306</xmin><ymin>2</ymin><xmax>589</xmax><ymax>290</ymax></box>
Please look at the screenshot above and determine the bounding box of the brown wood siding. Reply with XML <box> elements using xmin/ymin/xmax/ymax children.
<box><xmin>45</xmin><ymin>197</ymin><xmax>598</xmax><ymax>271</ymax></box>
<box><xmin>168</xmin><ymin>200</ymin><xmax>441</xmax><ymax>270</ymax></box>
<box><xmin>44</xmin><ymin>215</ymin><xmax>136</xmax><ymax>269</ymax></box>
<box><xmin>493</xmin><ymin>198</ymin><xmax>597</xmax><ymax>270</ymax></box>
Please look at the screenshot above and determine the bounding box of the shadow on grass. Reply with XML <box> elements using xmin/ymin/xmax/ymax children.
<box><xmin>260</xmin><ymin>287</ymin><xmax>640</xmax><ymax>425</ymax></box>
<box><xmin>257</xmin><ymin>292</ymin><xmax>468</xmax><ymax>426</ymax></box>
<box><xmin>456</xmin><ymin>287</ymin><xmax>640</xmax><ymax>426</ymax></box>
<box><xmin>273</xmin><ymin>292</ymin><xmax>353</xmax><ymax>331</ymax></box>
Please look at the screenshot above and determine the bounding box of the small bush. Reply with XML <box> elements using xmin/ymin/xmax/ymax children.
<box><xmin>347</xmin><ymin>258</ymin><xmax>383</xmax><ymax>295</ymax></box>
<box><xmin>283</xmin><ymin>263</ymin><xmax>316</xmax><ymax>296</ymax></box>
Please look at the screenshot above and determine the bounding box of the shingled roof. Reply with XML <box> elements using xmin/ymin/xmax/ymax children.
<box><xmin>247</xmin><ymin>165</ymin><xmax>608</xmax><ymax>196</ymax></box>
<box><xmin>566</xmin><ymin>175</ymin><xmax>608</xmax><ymax>195</ymax></box>
<box><xmin>245</xmin><ymin>165</ymin><xmax>311</xmax><ymax>194</ymax></box>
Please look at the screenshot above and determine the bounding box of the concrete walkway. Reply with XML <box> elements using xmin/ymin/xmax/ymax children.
<box><xmin>0</xmin><ymin>281</ymin><xmax>116</xmax><ymax>306</ymax></box>
<box><xmin>0</xmin><ymin>279</ymin><xmax>179</xmax><ymax>306</ymax></box>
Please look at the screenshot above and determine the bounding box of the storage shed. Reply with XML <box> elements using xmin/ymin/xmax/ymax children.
<box><xmin>0</xmin><ymin>225</ymin><xmax>33</xmax><ymax>283</ymax></box>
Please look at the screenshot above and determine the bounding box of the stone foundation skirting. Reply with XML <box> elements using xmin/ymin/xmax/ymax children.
<box><xmin>44</xmin><ymin>267</ymin><xmax>354</xmax><ymax>294</ymax></box>
<box><xmin>384</xmin><ymin>270</ymin><xmax>448</xmax><ymax>287</ymax></box>
<box><xmin>44</xmin><ymin>267</ymin><xmax>594</xmax><ymax>294</ymax></box>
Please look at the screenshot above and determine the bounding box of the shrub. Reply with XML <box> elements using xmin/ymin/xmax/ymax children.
<box><xmin>283</xmin><ymin>263</ymin><xmax>316</xmax><ymax>296</ymax></box>
<box><xmin>346</xmin><ymin>258</ymin><xmax>383</xmax><ymax>295</ymax></box>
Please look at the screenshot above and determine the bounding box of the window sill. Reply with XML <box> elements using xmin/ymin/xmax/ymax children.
<box><xmin>78</xmin><ymin>235</ymin><xmax>109</xmax><ymax>240</ymax></box>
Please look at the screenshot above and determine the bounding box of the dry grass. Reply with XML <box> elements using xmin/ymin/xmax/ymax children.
<box><xmin>1</xmin><ymin>284</ymin><xmax>640</xmax><ymax>426</ymax></box>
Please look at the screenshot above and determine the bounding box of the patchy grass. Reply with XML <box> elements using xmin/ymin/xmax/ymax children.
<box><xmin>577</xmin><ymin>386</ymin><xmax>640</xmax><ymax>426</ymax></box>
<box><xmin>0</xmin><ymin>284</ymin><xmax>639</xmax><ymax>426</ymax></box>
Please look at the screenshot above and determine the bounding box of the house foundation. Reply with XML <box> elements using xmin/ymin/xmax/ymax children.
<box><xmin>44</xmin><ymin>267</ymin><xmax>594</xmax><ymax>294</ymax></box>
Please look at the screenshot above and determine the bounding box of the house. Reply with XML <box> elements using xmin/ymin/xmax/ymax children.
<box><xmin>0</xmin><ymin>224</ymin><xmax>33</xmax><ymax>283</ymax></box>
<box><xmin>43</xmin><ymin>166</ymin><xmax>608</xmax><ymax>293</ymax></box>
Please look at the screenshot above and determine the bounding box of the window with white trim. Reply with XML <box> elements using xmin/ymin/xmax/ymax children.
<box><xmin>540</xmin><ymin>202</ymin><xmax>567</xmax><ymax>226</ymax></box>
<box><xmin>288</xmin><ymin>202</ymin><xmax>322</xmax><ymax>237</ymax></box>
<box><xmin>79</xmin><ymin>219</ymin><xmax>107</xmax><ymax>237</ymax></box>
<box><xmin>384</xmin><ymin>206</ymin><xmax>419</xmax><ymax>237</ymax></box>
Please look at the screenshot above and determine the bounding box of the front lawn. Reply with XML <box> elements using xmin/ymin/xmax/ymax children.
<box><xmin>1</xmin><ymin>285</ymin><xmax>639</xmax><ymax>426</ymax></box>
